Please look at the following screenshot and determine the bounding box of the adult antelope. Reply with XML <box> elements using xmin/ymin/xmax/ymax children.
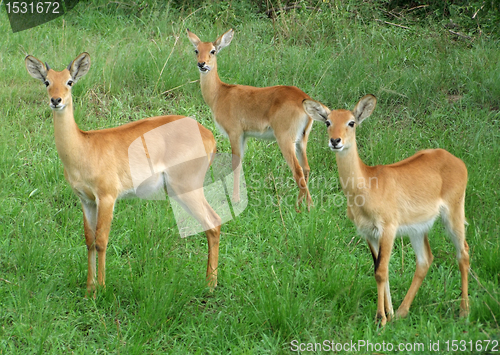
<box><xmin>26</xmin><ymin>52</ymin><xmax>221</xmax><ymax>296</ymax></box>
<box><xmin>303</xmin><ymin>95</ymin><xmax>469</xmax><ymax>326</ymax></box>
<box><xmin>187</xmin><ymin>28</ymin><xmax>314</xmax><ymax>211</ymax></box>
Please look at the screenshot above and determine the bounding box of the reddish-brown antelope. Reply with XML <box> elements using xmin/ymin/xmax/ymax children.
<box><xmin>26</xmin><ymin>52</ymin><xmax>221</xmax><ymax>296</ymax></box>
<box><xmin>303</xmin><ymin>95</ymin><xmax>469</xmax><ymax>325</ymax></box>
<box><xmin>187</xmin><ymin>28</ymin><xmax>315</xmax><ymax>211</ymax></box>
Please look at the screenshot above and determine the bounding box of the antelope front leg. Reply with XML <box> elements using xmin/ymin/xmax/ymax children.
<box><xmin>82</xmin><ymin>201</ymin><xmax>97</xmax><ymax>297</ymax></box>
<box><xmin>397</xmin><ymin>234</ymin><xmax>433</xmax><ymax>318</ymax></box>
<box><xmin>384</xmin><ymin>280</ymin><xmax>394</xmax><ymax>321</ymax></box>
<box><xmin>368</xmin><ymin>242</ymin><xmax>394</xmax><ymax>321</ymax></box>
<box><xmin>373</xmin><ymin>230</ymin><xmax>396</xmax><ymax>326</ymax></box>
<box><xmin>229</xmin><ymin>134</ymin><xmax>244</xmax><ymax>204</ymax></box>
<box><xmin>94</xmin><ymin>196</ymin><xmax>115</xmax><ymax>290</ymax></box>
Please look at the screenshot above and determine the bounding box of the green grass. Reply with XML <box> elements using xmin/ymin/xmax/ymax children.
<box><xmin>1</xmin><ymin>1</ymin><xmax>499</xmax><ymax>354</ymax></box>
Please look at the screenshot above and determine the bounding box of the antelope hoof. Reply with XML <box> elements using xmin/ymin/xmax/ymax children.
<box><xmin>395</xmin><ymin>308</ymin><xmax>409</xmax><ymax>319</ymax></box>
<box><xmin>306</xmin><ymin>197</ymin><xmax>313</xmax><ymax>212</ymax></box>
<box><xmin>459</xmin><ymin>308</ymin><xmax>469</xmax><ymax>318</ymax></box>
<box><xmin>296</xmin><ymin>192</ymin><xmax>313</xmax><ymax>213</ymax></box>
<box><xmin>207</xmin><ymin>279</ymin><xmax>217</xmax><ymax>292</ymax></box>
<box><xmin>85</xmin><ymin>289</ymin><xmax>97</xmax><ymax>300</ymax></box>
<box><xmin>375</xmin><ymin>312</ymin><xmax>387</xmax><ymax>327</ymax></box>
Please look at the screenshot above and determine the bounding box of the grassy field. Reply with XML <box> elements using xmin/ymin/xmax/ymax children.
<box><xmin>1</xmin><ymin>1</ymin><xmax>499</xmax><ymax>353</ymax></box>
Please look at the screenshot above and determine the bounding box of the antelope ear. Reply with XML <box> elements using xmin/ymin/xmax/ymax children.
<box><xmin>25</xmin><ymin>55</ymin><xmax>47</xmax><ymax>82</ymax></box>
<box><xmin>213</xmin><ymin>28</ymin><xmax>234</xmax><ymax>52</ymax></box>
<box><xmin>187</xmin><ymin>28</ymin><xmax>201</xmax><ymax>47</ymax></box>
<box><xmin>353</xmin><ymin>94</ymin><xmax>377</xmax><ymax>124</ymax></box>
<box><xmin>68</xmin><ymin>52</ymin><xmax>91</xmax><ymax>83</ymax></box>
<box><xmin>303</xmin><ymin>99</ymin><xmax>330</xmax><ymax>122</ymax></box>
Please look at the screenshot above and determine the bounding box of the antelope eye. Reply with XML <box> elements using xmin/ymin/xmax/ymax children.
<box><xmin>348</xmin><ymin>121</ymin><xmax>355</xmax><ymax>127</ymax></box>
<box><xmin>194</xmin><ymin>49</ymin><xmax>199</xmax><ymax>54</ymax></box>
<box><xmin>67</xmin><ymin>80</ymin><xmax>74</xmax><ymax>87</ymax></box>
<box><xmin>210</xmin><ymin>49</ymin><xmax>216</xmax><ymax>55</ymax></box>
<box><xmin>325</xmin><ymin>120</ymin><xmax>331</xmax><ymax>127</ymax></box>
<box><xmin>44</xmin><ymin>80</ymin><xmax>50</xmax><ymax>87</ymax></box>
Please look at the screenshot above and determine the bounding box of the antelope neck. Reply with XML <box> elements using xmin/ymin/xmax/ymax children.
<box><xmin>52</xmin><ymin>99</ymin><xmax>85</xmax><ymax>168</ymax></box>
<box><xmin>335</xmin><ymin>141</ymin><xmax>369</xmax><ymax>194</ymax></box>
<box><xmin>199</xmin><ymin>61</ymin><xmax>222</xmax><ymax>108</ymax></box>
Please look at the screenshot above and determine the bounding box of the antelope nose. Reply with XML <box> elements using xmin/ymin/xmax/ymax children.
<box><xmin>51</xmin><ymin>97</ymin><xmax>62</xmax><ymax>106</ymax></box>
<box><xmin>331</xmin><ymin>138</ymin><xmax>341</xmax><ymax>146</ymax></box>
<box><xmin>197</xmin><ymin>62</ymin><xmax>205</xmax><ymax>68</ymax></box>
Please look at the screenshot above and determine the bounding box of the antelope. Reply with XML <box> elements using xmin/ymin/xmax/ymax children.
<box><xmin>303</xmin><ymin>95</ymin><xmax>469</xmax><ymax>326</ymax></box>
<box><xmin>25</xmin><ymin>52</ymin><xmax>222</xmax><ymax>297</ymax></box>
<box><xmin>187</xmin><ymin>28</ymin><xmax>315</xmax><ymax>211</ymax></box>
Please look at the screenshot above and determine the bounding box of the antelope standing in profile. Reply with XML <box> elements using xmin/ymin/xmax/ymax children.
<box><xmin>303</xmin><ymin>95</ymin><xmax>469</xmax><ymax>326</ymax></box>
<box><xmin>26</xmin><ymin>52</ymin><xmax>221</xmax><ymax>296</ymax></box>
<box><xmin>187</xmin><ymin>28</ymin><xmax>315</xmax><ymax>211</ymax></box>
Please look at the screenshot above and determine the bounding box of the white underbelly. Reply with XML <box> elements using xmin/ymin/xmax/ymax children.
<box><xmin>127</xmin><ymin>172</ymin><xmax>168</xmax><ymax>200</ymax></box>
<box><xmin>244</xmin><ymin>128</ymin><xmax>275</xmax><ymax>140</ymax></box>
<box><xmin>397</xmin><ymin>218</ymin><xmax>437</xmax><ymax>237</ymax></box>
